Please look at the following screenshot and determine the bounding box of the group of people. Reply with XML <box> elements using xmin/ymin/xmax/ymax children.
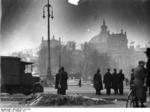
<box><xmin>93</xmin><ymin>68</ymin><xmax>125</xmax><ymax>95</ymax></box>
<box><xmin>55</xmin><ymin>66</ymin><xmax>125</xmax><ymax>96</ymax></box>
<box><xmin>54</xmin><ymin>48</ymin><xmax>150</xmax><ymax>107</ymax></box>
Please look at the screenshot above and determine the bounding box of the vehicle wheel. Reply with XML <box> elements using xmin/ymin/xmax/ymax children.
<box><xmin>23</xmin><ymin>89</ymin><xmax>31</xmax><ymax>95</ymax></box>
<box><xmin>33</xmin><ymin>85</ymin><xmax>43</xmax><ymax>93</ymax></box>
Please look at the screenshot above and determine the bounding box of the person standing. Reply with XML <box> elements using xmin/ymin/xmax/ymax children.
<box><xmin>55</xmin><ymin>67</ymin><xmax>68</xmax><ymax>95</ymax></box>
<box><xmin>118</xmin><ymin>69</ymin><xmax>125</xmax><ymax>95</ymax></box>
<box><xmin>112</xmin><ymin>69</ymin><xmax>119</xmax><ymax>94</ymax></box>
<box><xmin>134</xmin><ymin>61</ymin><xmax>147</xmax><ymax>107</ymax></box>
<box><xmin>103</xmin><ymin>68</ymin><xmax>112</xmax><ymax>95</ymax></box>
<box><xmin>93</xmin><ymin>69</ymin><xmax>103</xmax><ymax>95</ymax></box>
<box><xmin>78</xmin><ymin>78</ymin><xmax>82</xmax><ymax>87</ymax></box>
<box><xmin>145</xmin><ymin>48</ymin><xmax>150</xmax><ymax>97</ymax></box>
<box><xmin>55</xmin><ymin>69</ymin><xmax>61</xmax><ymax>94</ymax></box>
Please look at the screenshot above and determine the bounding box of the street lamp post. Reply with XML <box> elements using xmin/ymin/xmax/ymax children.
<box><xmin>43</xmin><ymin>0</ymin><xmax>54</xmax><ymax>85</ymax></box>
<box><xmin>59</xmin><ymin>37</ymin><xmax>61</xmax><ymax>69</ymax></box>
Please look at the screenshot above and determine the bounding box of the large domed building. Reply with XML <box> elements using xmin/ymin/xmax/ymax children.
<box><xmin>89</xmin><ymin>19</ymin><xmax>146</xmax><ymax>77</ymax></box>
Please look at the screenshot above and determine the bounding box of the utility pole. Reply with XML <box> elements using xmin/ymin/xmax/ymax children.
<box><xmin>59</xmin><ymin>37</ymin><xmax>61</xmax><ymax>69</ymax></box>
<box><xmin>43</xmin><ymin>0</ymin><xmax>54</xmax><ymax>85</ymax></box>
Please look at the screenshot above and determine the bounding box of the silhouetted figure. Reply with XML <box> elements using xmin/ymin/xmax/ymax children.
<box><xmin>93</xmin><ymin>69</ymin><xmax>103</xmax><ymax>95</ymax></box>
<box><xmin>103</xmin><ymin>68</ymin><xmax>112</xmax><ymax>95</ymax></box>
<box><xmin>112</xmin><ymin>69</ymin><xmax>119</xmax><ymax>94</ymax></box>
<box><xmin>134</xmin><ymin>61</ymin><xmax>147</xmax><ymax>107</ymax></box>
<box><xmin>130</xmin><ymin>69</ymin><xmax>135</xmax><ymax>89</ymax></box>
<box><xmin>118</xmin><ymin>69</ymin><xmax>125</xmax><ymax>95</ymax></box>
<box><xmin>55</xmin><ymin>67</ymin><xmax>68</xmax><ymax>95</ymax></box>
<box><xmin>78</xmin><ymin>78</ymin><xmax>82</xmax><ymax>87</ymax></box>
<box><xmin>55</xmin><ymin>69</ymin><xmax>61</xmax><ymax>94</ymax></box>
<box><xmin>124</xmin><ymin>78</ymin><xmax>129</xmax><ymax>86</ymax></box>
<box><xmin>145</xmin><ymin>48</ymin><xmax>150</xmax><ymax>96</ymax></box>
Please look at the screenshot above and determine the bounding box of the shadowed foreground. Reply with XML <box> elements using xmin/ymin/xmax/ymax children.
<box><xmin>21</xmin><ymin>94</ymin><xmax>113</xmax><ymax>107</ymax></box>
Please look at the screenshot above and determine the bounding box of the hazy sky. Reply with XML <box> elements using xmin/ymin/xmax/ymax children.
<box><xmin>68</xmin><ymin>0</ymin><xmax>79</xmax><ymax>5</ymax></box>
<box><xmin>0</xmin><ymin>0</ymin><xmax>150</xmax><ymax>55</ymax></box>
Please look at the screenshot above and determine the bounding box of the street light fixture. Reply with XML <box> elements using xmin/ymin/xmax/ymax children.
<box><xmin>43</xmin><ymin>0</ymin><xmax>54</xmax><ymax>85</ymax></box>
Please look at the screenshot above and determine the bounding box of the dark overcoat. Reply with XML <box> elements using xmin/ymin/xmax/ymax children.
<box><xmin>130</xmin><ymin>73</ymin><xmax>134</xmax><ymax>85</ymax></box>
<box><xmin>118</xmin><ymin>73</ymin><xmax>125</xmax><ymax>88</ymax></box>
<box><xmin>103</xmin><ymin>72</ymin><xmax>112</xmax><ymax>89</ymax></box>
<box><xmin>146</xmin><ymin>59</ymin><xmax>150</xmax><ymax>88</ymax></box>
<box><xmin>112</xmin><ymin>72</ymin><xmax>119</xmax><ymax>89</ymax></box>
<box><xmin>134</xmin><ymin>65</ymin><xmax>146</xmax><ymax>102</ymax></box>
<box><xmin>93</xmin><ymin>73</ymin><xmax>103</xmax><ymax>90</ymax></box>
<box><xmin>60</xmin><ymin>71</ymin><xmax>68</xmax><ymax>90</ymax></box>
<box><xmin>55</xmin><ymin>71</ymin><xmax>68</xmax><ymax>90</ymax></box>
<box><xmin>55</xmin><ymin>73</ymin><xmax>60</xmax><ymax>89</ymax></box>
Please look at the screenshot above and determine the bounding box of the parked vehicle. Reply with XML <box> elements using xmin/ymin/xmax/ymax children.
<box><xmin>0</xmin><ymin>56</ymin><xmax>43</xmax><ymax>95</ymax></box>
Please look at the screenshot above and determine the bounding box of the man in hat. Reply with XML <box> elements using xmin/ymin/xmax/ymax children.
<box><xmin>118</xmin><ymin>69</ymin><xmax>125</xmax><ymax>95</ymax></box>
<box><xmin>112</xmin><ymin>69</ymin><xmax>119</xmax><ymax>94</ymax></box>
<box><xmin>55</xmin><ymin>68</ymin><xmax>61</xmax><ymax>94</ymax></box>
<box><xmin>93</xmin><ymin>69</ymin><xmax>103</xmax><ymax>95</ymax></box>
<box><xmin>103</xmin><ymin>68</ymin><xmax>112</xmax><ymax>95</ymax></box>
<box><xmin>145</xmin><ymin>48</ymin><xmax>150</xmax><ymax>96</ymax></box>
<box><xmin>55</xmin><ymin>67</ymin><xmax>68</xmax><ymax>95</ymax></box>
<box><xmin>133</xmin><ymin>61</ymin><xmax>147</xmax><ymax>107</ymax></box>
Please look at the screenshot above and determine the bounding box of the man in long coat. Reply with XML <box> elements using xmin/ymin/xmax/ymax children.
<box><xmin>93</xmin><ymin>69</ymin><xmax>103</xmax><ymax>95</ymax></box>
<box><xmin>112</xmin><ymin>69</ymin><xmax>119</xmax><ymax>94</ymax></box>
<box><xmin>134</xmin><ymin>61</ymin><xmax>147</xmax><ymax>107</ymax></box>
<box><xmin>145</xmin><ymin>48</ymin><xmax>150</xmax><ymax>96</ymax></box>
<box><xmin>55</xmin><ymin>69</ymin><xmax>61</xmax><ymax>94</ymax></box>
<box><xmin>118</xmin><ymin>69</ymin><xmax>125</xmax><ymax>95</ymax></box>
<box><xmin>103</xmin><ymin>68</ymin><xmax>112</xmax><ymax>95</ymax></box>
<box><xmin>55</xmin><ymin>67</ymin><xmax>68</xmax><ymax>95</ymax></box>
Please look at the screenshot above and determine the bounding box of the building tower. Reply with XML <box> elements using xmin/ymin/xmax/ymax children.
<box><xmin>101</xmin><ymin>19</ymin><xmax>108</xmax><ymax>33</ymax></box>
<box><xmin>99</xmin><ymin>19</ymin><xmax>109</xmax><ymax>43</ymax></box>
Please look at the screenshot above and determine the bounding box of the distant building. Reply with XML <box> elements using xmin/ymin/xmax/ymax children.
<box><xmin>39</xmin><ymin>36</ymin><xmax>60</xmax><ymax>76</ymax></box>
<box><xmin>41</xmin><ymin>36</ymin><xmax>60</xmax><ymax>48</ymax></box>
<box><xmin>89</xmin><ymin>19</ymin><xmax>146</xmax><ymax>78</ymax></box>
<box><xmin>90</xmin><ymin>20</ymin><xmax>109</xmax><ymax>52</ymax></box>
<box><xmin>129</xmin><ymin>46</ymin><xmax>147</xmax><ymax>68</ymax></box>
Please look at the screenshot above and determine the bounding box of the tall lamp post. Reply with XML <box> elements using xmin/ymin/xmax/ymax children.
<box><xmin>43</xmin><ymin>0</ymin><xmax>54</xmax><ymax>85</ymax></box>
<box><xmin>59</xmin><ymin>37</ymin><xmax>61</xmax><ymax>69</ymax></box>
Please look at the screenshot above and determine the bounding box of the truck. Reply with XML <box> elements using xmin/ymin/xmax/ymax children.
<box><xmin>0</xmin><ymin>56</ymin><xmax>43</xmax><ymax>95</ymax></box>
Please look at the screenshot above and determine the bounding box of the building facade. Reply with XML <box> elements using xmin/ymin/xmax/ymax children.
<box><xmin>89</xmin><ymin>20</ymin><xmax>146</xmax><ymax>78</ymax></box>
